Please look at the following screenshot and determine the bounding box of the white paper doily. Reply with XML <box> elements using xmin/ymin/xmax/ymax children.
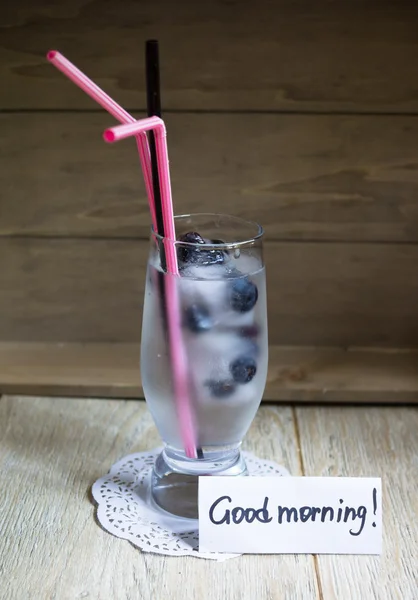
<box><xmin>92</xmin><ymin>447</ymin><xmax>290</xmax><ymax>561</ymax></box>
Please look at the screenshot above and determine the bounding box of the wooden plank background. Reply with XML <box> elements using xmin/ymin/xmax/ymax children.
<box><xmin>2</xmin><ymin>343</ymin><xmax>418</xmax><ymax>402</ymax></box>
<box><xmin>1</xmin><ymin>0</ymin><xmax>418</xmax><ymax>397</ymax></box>
<box><xmin>2</xmin><ymin>113</ymin><xmax>418</xmax><ymax>242</ymax></box>
<box><xmin>2</xmin><ymin>1</ymin><xmax>418</xmax><ymax>113</ymax></box>
<box><xmin>2</xmin><ymin>237</ymin><xmax>418</xmax><ymax>346</ymax></box>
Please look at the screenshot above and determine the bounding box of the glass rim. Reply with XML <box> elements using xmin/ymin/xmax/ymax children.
<box><xmin>151</xmin><ymin>212</ymin><xmax>264</xmax><ymax>248</ymax></box>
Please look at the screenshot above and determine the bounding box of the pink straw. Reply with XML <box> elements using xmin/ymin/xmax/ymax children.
<box><xmin>104</xmin><ymin>117</ymin><xmax>178</xmax><ymax>273</ymax></box>
<box><xmin>104</xmin><ymin>117</ymin><xmax>197</xmax><ymax>458</ymax></box>
<box><xmin>46</xmin><ymin>50</ymin><xmax>157</xmax><ymax>230</ymax></box>
<box><xmin>47</xmin><ymin>51</ymin><xmax>197</xmax><ymax>458</ymax></box>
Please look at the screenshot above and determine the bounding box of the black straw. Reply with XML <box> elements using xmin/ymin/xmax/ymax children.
<box><xmin>146</xmin><ymin>40</ymin><xmax>165</xmax><ymax>257</ymax></box>
<box><xmin>145</xmin><ymin>40</ymin><xmax>168</xmax><ymax>330</ymax></box>
<box><xmin>145</xmin><ymin>40</ymin><xmax>202</xmax><ymax>459</ymax></box>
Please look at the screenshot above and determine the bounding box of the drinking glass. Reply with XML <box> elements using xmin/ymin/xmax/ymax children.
<box><xmin>141</xmin><ymin>213</ymin><xmax>268</xmax><ymax>518</ymax></box>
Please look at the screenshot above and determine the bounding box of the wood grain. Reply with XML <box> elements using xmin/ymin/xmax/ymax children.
<box><xmin>1</xmin><ymin>1</ymin><xmax>418</xmax><ymax>112</ymax></box>
<box><xmin>0</xmin><ymin>396</ymin><xmax>319</xmax><ymax>600</ymax></box>
<box><xmin>296</xmin><ymin>406</ymin><xmax>418</xmax><ymax>599</ymax></box>
<box><xmin>2</xmin><ymin>237</ymin><xmax>418</xmax><ymax>346</ymax></box>
<box><xmin>1</xmin><ymin>112</ymin><xmax>418</xmax><ymax>242</ymax></box>
<box><xmin>1</xmin><ymin>343</ymin><xmax>418</xmax><ymax>403</ymax></box>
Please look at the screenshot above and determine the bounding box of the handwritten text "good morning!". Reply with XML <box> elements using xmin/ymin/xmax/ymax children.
<box><xmin>208</xmin><ymin>492</ymin><xmax>378</xmax><ymax>536</ymax></box>
<box><xmin>199</xmin><ymin>477</ymin><xmax>382</xmax><ymax>554</ymax></box>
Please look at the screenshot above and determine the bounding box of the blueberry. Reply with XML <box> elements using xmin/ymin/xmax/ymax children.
<box><xmin>177</xmin><ymin>231</ymin><xmax>205</xmax><ymax>264</ymax></box>
<box><xmin>177</xmin><ymin>231</ymin><xmax>225</xmax><ymax>266</ymax></box>
<box><xmin>230</xmin><ymin>278</ymin><xmax>258</xmax><ymax>312</ymax></box>
<box><xmin>230</xmin><ymin>356</ymin><xmax>257</xmax><ymax>383</ymax></box>
<box><xmin>205</xmin><ymin>380</ymin><xmax>236</xmax><ymax>398</ymax></box>
<box><xmin>180</xmin><ymin>231</ymin><xmax>205</xmax><ymax>245</ymax></box>
<box><xmin>184</xmin><ymin>304</ymin><xmax>213</xmax><ymax>333</ymax></box>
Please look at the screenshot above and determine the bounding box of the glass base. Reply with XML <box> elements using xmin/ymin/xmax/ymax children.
<box><xmin>151</xmin><ymin>445</ymin><xmax>248</xmax><ymax>520</ymax></box>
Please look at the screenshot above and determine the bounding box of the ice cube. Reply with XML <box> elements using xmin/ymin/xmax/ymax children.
<box><xmin>178</xmin><ymin>264</ymin><xmax>229</xmax><ymax>318</ymax></box>
<box><xmin>185</xmin><ymin>332</ymin><xmax>259</xmax><ymax>406</ymax></box>
<box><xmin>178</xmin><ymin>263</ymin><xmax>260</xmax><ymax>332</ymax></box>
<box><xmin>230</xmin><ymin>252</ymin><xmax>261</xmax><ymax>277</ymax></box>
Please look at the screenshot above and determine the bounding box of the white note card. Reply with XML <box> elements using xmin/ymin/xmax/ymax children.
<box><xmin>199</xmin><ymin>476</ymin><xmax>382</xmax><ymax>554</ymax></box>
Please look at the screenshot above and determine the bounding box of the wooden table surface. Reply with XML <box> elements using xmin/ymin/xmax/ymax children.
<box><xmin>0</xmin><ymin>396</ymin><xmax>416</xmax><ymax>600</ymax></box>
